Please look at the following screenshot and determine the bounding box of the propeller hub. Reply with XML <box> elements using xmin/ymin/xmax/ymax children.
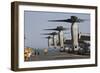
<box><xmin>57</xmin><ymin>26</ymin><xmax>65</xmax><ymax>30</ymax></box>
<box><xmin>71</xmin><ymin>16</ymin><xmax>78</xmax><ymax>22</ymax></box>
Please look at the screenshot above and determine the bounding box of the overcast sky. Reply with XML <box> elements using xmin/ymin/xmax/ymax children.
<box><xmin>24</xmin><ymin>11</ymin><xmax>90</xmax><ymax>49</ymax></box>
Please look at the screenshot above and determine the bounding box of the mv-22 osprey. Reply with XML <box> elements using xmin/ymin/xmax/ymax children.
<box><xmin>48</xmin><ymin>16</ymin><xmax>86</xmax><ymax>52</ymax></box>
<box><xmin>42</xmin><ymin>32</ymin><xmax>58</xmax><ymax>48</ymax></box>
<box><xmin>44</xmin><ymin>26</ymin><xmax>69</xmax><ymax>49</ymax></box>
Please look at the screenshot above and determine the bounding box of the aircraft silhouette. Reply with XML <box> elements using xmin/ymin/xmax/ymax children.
<box><xmin>48</xmin><ymin>16</ymin><xmax>87</xmax><ymax>52</ymax></box>
<box><xmin>44</xmin><ymin>26</ymin><xmax>69</xmax><ymax>48</ymax></box>
<box><xmin>41</xmin><ymin>32</ymin><xmax>58</xmax><ymax>48</ymax></box>
<box><xmin>43</xmin><ymin>36</ymin><xmax>53</xmax><ymax>48</ymax></box>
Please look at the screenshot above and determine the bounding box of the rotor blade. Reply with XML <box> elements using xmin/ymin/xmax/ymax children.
<box><xmin>41</xmin><ymin>32</ymin><xmax>58</xmax><ymax>35</ymax></box>
<box><xmin>44</xmin><ymin>28</ymin><xmax>57</xmax><ymax>30</ymax></box>
<box><xmin>48</xmin><ymin>19</ymin><xmax>72</xmax><ymax>22</ymax></box>
<box><xmin>77</xmin><ymin>19</ymin><xmax>85</xmax><ymax>22</ymax></box>
<box><xmin>62</xmin><ymin>28</ymin><xmax>70</xmax><ymax>30</ymax></box>
<box><xmin>48</xmin><ymin>19</ymin><xmax>88</xmax><ymax>23</ymax></box>
<box><xmin>77</xmin><ymin>18</ymin><xmax>89</xmax><ymax>22</ymax></box>
<box><xmin>44</xmin><ymin>28</ymin><xmax>69</xmax><ymax>30</ymax></box>
<box><xmin>40</xmin><ymin>33</ymin><xmax>51</xmax><ymax>35</ymax></box>
<box><xmin>43</xmin><ymin>36</ymin><xmax>52</xmax><ymax>39</ymax></box>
